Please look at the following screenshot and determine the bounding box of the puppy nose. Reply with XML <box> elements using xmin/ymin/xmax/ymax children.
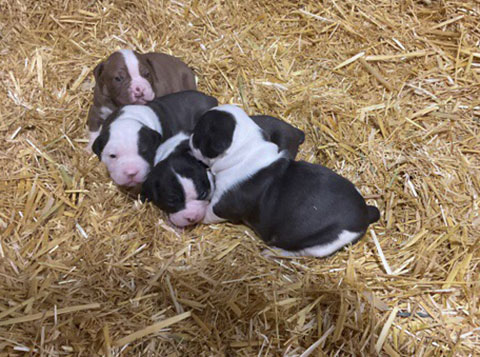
<box><xmin>125</xmin><ymin>168</ymin><xmax>139</xmax><ymax>178</ymax></box>
<box><xmin>133</xmin><ymin>86</ymin><xmax>144</xmax><ymax>96</ymax></box>
<box><xmin>185</xmin><ymin>212</ymin><xmax>201</xmax><ymax>223</ymax></box>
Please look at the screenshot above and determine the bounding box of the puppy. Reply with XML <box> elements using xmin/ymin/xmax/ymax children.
<box><xmin>92</xmin><ymin>91</ymin><xmax>217</xmax><ymax>187</ymax></box>
<box><xmin>141</xmin><ymin>133</ymin><xmax>214</xmax><ymax>227</ymax></box>
<box><xmin>141</xmin><ymin>114</ymin><xmax>305</xmax><ymax>227</ymax></box>
<box><xmin>190</xmin><ymin>105</ymin><xmax>380</xmax><ymax>257</ymax></box>
<box><xmin>87</xmin><ymin>49</ymin><xmax>196</xmax><ymax>148</ymax></box>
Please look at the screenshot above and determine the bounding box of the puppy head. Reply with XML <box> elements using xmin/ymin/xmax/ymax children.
<box><xmin>92</xmin><ymin>117</ymin><xmax>162</xmax><ymax>187</ymax></box>
<box><xmin>189</xmin><ymin>109</ymin><xmax>237</xmax><ymax>166</ymax></box>
<box><xmin>141</xmin><ymin>141</ymin><xmax>213</xmax><ymax>227</ymax></box>
<box><xmin>94</xmin><ymin>49</ymin><xmax>155</xmax><ymax>106</ymax></box>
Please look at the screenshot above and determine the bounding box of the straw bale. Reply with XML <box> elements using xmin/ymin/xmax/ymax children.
<box><xmin>0</xmin><ymin>0</ymin><xmax>479</xmax><ymax>355</ymax></box>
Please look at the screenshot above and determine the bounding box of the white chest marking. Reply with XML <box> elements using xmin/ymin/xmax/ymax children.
<box><xmin>99</xmin><ymin>106</ymin><xmax>113</xmax><ymax>119</ymax></box>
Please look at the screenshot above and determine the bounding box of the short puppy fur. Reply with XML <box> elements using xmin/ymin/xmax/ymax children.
<box><xmin>142</xmin><ymin>114</ymin><xmax>306</xmax><ymax>227</ymax></box>
<box><xmin>141</xmin><ymin>133</ymin><xmax>214</xmax><ymax>227</ymax></box>
<box><xmin>92</xmin><ymin>90</ymin><xmax>217</xmax><ymax>187</ymax></box>
<box><xmin>190</xmin><ymin>105</ymin><xmax>380</xmax><ymax>257</ymax></box>
<box><xmin>88</xmin><ymin>49</ymin><xmax>196</xmax><ymax>148</ymax></box>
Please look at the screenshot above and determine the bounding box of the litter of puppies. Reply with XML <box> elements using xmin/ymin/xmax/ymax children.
<box><xmin>1</xmin><ymin>0</ymin><xmax>479</xmax><ymax>355</ymax></box>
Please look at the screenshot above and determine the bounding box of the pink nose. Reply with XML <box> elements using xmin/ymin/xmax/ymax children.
<box><xmin>184</xmin><ymin>212</ymin><xmax>201</xmax><ymax>223</ymax></box>
<box><xmin>133</xmin><ymin>86</ymin><xmax>144</xmax><ymax>97</ymax></box>
<box><xmin>124</xmin><ymin>168</ymin><xmax>139</xmax><ymax>178</ymax></box>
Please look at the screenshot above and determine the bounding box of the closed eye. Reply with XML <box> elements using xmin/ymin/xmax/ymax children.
<box><xmin>198</xmin><ymin>190</ymin><xmax>208</xmax><ymax>200</ymax></box>
<box><xmin>167</xmin><ymin>197</ymin><xmax>177</xmax><ymax>207</ymax></box>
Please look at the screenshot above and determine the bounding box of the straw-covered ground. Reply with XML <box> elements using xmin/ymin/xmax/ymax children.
<box><xmin>1</xmin><ymin>0</ymin><xmax>479</xmax><ymax>355</ymax></box>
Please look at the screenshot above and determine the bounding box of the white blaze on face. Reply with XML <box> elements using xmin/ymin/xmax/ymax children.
<box><xmin>100</xmin><ymin>120</ymin><xmax>150</xmax><ymax>187</ymax></box>
<box><xmin>119</xmin><ymin>49</ymin><xmax>155</xmax><ymax>104</ymax></box>
<box><xmin>168</xmin><ymin>174</ymin><xmax>208</xmax><ymax>227</ymax></box>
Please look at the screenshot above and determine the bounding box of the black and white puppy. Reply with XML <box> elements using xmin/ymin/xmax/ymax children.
<box><xmin>141</xmin><ymin>115</ymin><xmax>305</xmax><ymax>227</ymax></box>
<box><xmin>141</xmin><ymin>132</ymin><xmax>214</xmax><ymax>227</ymax></box>
<box><xmin>91</xmin><ymin>90</ymin><xmax>217</xmax><ymax>187</ymax></box>
<box><xmin>189</xmin><ymin>105</ymin><xmax>380</xmax><ymax>257</ymax></box>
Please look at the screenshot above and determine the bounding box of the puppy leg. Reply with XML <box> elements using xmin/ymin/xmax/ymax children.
<box><xmin>263</xmin><ymin>230</ymin><xmax>363</xmax><ymax>258</ymax></box>
<box><xmin>261</xmin><ymin>247</ymin><xmax>300</xmax><ymax>257</ymax></box>
<box><xmin>202</xmin><ymin>204</ymin><xmax>226</xmax><ymax>224</ymax></box>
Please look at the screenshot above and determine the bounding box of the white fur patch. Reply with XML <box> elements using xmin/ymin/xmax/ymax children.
<box><xmin>176</xmin><ymin>174</ymin><xmax>197</xmax><ymax>202</ymax></box>
<box><xmin>99</xmin><ymin>106</ymin><xmax>161</xmax><ymax>186</ymax></box>
<box><xmin>119</xmin><ymin>49</ymin><xmax>154</xmax><ymax>103</ymax></box>
<box><xmin>154</xmin><ymin>132</ymin><xmax>189</xmax><ymax>165</ymax></box>
<box><xmin>192</xmin><ymin>104</ymin><xmax>285</xmax><ymax>213</ymax></box>
<box><xmin>202</xmin><ymin>203</ymin><xmax>226</xmax><ymax>224</ymax></box>
<box><xmin>169</xmin><ymin>200</ymin><xmax>208</xmax><ymax>227</ymax></box>
<box><xmin>267</xmin><ymin>230</ymin><xmax>362</xmax><ymax>257</ymax></box>
<box><xmin>100</xmin><ymin>119</ymin><xmax>147</xmax><ymax>186</ymax></box>
<box><xmin>99</xmin><ymin>106</ymin><xmax>113</xmax><ymax>119</ymax></box>
<box><xmin>88</xmin><ymin>130</ymin><xmax>100</xmax><ymax>151</ymax></box>
<box><xmin>119</xmin><ymin>105</ymin><xmax>162</xmax><ymax>133</ymax></box>
<box><xmin>206</xmin><ymin>170</ymin><xmax>215</xmax><ymax>200</ymax></box>
<box><xmin>119</xmin><ymin>49</ymin><xmax>142</xmax><ymax>80</ymax></box>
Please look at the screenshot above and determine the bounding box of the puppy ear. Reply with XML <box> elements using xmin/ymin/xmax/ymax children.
<box><xmin>192</xmin><ymin>110</ymin><xmax>235</xmax><ymax>159</ymax></box>
<box><xmin>93</xmin><ymin>62</ymin><xmax>111</xmax><ymax>97</ymax></box>
<box><xmin>138</xmin><ymin>127</ymin><xmax>163</xmax><ymax>165</ymax></box>
<box><xmin>294</xmin><ymin>127</ymin><xmax>305</xmax><ymax>145</ymax></box>
<box><xmin>93</xmin><ymin>62</ymin><xmax>104</xmax><ymax>81</ymax></box>
<box><xmin>141</xmin><ymin>127</ymin><xmax>162</xmax><ymax>149</ymax></box>
<box><xmin>92</xmin><ymin>132</ymin><xmax>108</xmax><ymax>159</ymax></box>
<box><xmin>140</xmin><ymin>53</ymin><xmax>158</xmax><ymax>83</ymax></box>
<box><xmin>145</xmin><ymin>57</ymin><xmax>157</xmax><ymax>82</ymax></box>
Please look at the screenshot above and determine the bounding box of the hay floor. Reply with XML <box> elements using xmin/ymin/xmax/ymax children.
<box><xmin>1</xmin><ymin>0</ymin><xmax>479</xmax><ymax>355</ymax></box>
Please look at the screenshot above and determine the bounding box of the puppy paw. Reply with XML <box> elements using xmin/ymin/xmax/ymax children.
<box><xmin>202</xmin><ymin>206</ymin><xmax>225</xmax><ymax>224</ymax></box>
<box><xmin>261</xmin><ymin>247</ymin><xmax>298</xmax><ymax>258</ymax></box>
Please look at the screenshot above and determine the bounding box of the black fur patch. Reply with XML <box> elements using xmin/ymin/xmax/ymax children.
<box><xmin>137</xmin><ymin>126</ymin><xmax>163</xmax><ymax>166</ymax></box>
<box><xmin>141</xmin><ymin>161</ymin><xmax>186</xmax><ymax>213</ymax></box>
<box><xmin>191</xmin><ymin>110</ymin><xmax>236</xmax><ymax>159</ymax></box>
<box><xmin>141</xmin><ymin>140</ymin><xmax>211</xmax><ymax>214</ymax></box>
<box><xmin>212</xmin><ymin>159</ymin><xmax>376</xmax><ymax>253</ymax></box>
<box><xmin>92</xmin><ymin>130</ymin><xmax>110</xmax><ymax>159</ymax></box>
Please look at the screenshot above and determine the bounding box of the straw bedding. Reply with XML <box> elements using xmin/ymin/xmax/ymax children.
<box><xmin>1</xmin><ymin>0</ymin><xmax>479</xmax><ymax>355</ymax></box>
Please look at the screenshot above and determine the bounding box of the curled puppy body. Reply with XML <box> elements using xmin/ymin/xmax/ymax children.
<box><xmin>142</xmin><ymin>114</ymin><xmax>306</xmax><ymax>227</ymax></box>
<box><xmin>87</xmin><ymin>49</ymin><xmax>196</xmax><ymax>148</ymax></box>
<box><xmin>92</xmin><ymin>90</ymin><xmax>217</xmax><ymax>187</ymax></box>
<box><xmin>190</xmin><ymin>105</ymin><xmax>380</xmax><ymax>257</ymax></box>
<box><xmin>141</xmin><ymin>133</ymin><xmax>214</xmax><ymax>227</ymax></box>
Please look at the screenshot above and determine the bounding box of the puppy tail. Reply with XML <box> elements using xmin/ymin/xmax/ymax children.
<box><xmin>367</xmin><ymin>205</ymin><xmax>380</xmax><ymax>224</ymax></box>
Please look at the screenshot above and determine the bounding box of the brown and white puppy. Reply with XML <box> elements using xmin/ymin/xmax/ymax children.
<box><xmin>87</xmin><ymin>49</ymin><xmax>196</xmax><ymax>148</ymax></box>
